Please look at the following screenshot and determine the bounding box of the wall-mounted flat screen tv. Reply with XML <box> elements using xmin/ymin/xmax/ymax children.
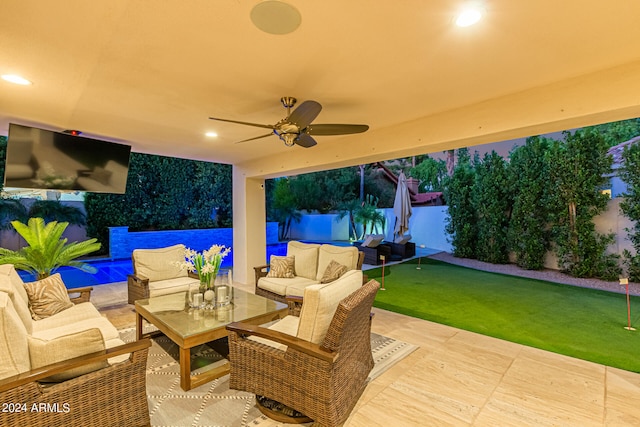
<box><xmin>4</xmin><ymin>123</ymin><xmax>131</xmax><ymax>194</ymax></box>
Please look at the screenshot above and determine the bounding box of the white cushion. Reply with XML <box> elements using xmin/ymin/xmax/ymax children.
<box><xmin>31</xmin><ymin>315</ymin><xmax>120</xmax><ymax>342</ymax></box>
<box><xmin>284</xmin><ymin>280</ymin><xmax>321</xmax><ymax>298</ymax></box>
<box><xmin>297</xmin><ymin>270</ymin><xmax>363</xmax><ymax>344</ymax></box>
<box><xmin>287</xmin><ymin>241</ymin><xmax>320</xmax><ymax>280</ymax></box>
<box><xmin>148</xmin><ymin>276</ymin><xmax>199</xmax><ymax>297</ymax></box>
<box><xmin>0</xmin><ymin>269</ymin><xmax>33</xmax><ymax>333</ymax></box>
<box><xmin>315</xmin><ymin>245</ymin><xmax>360</xmax><ymax>281</ymax></box>
<box><xmin>105</xmin><ymin>337</ymin><xmax>131</xmax><ymax>365</ymax></box>
<box><xmin>31</xmin><ymin>302</ymin><xmax>103</xmax><ymax>332</ymax></box>
<box><xmin>257</xmin><ymin>276</ymin><xmax>319</xmax><ymax>297</ymax></box>
<box><xmin>0</xmin><ymin>264</ymin><xmax>30</xmax><ymax>304</ymax></box>
<box><xmin>28</xmin><ymin>328</ymin><xmax>108</xmax><ymax>382</ymax></box>
<box><xmin>360</xmin><ymin>235</ymin><xmax>374</xmax><ymax>247</ymax></box>
<box><xmin>248</xmin><ymin>315</ymin><xmax>300</xmax><ymax>351</ymax></box>
<box><xmin>0</xmin><ymin>293</ymin><xmax>30</xmax><ymax>379</ymax></box>
<box><xmin>394</xmin><ymin>234</ymin><xmax>412</xmax><ymax>244</ymax></box>
<box><xmin>132</xmin><ymin>244</ymin><xmax>188</xmax><ymax>282</ymax></box>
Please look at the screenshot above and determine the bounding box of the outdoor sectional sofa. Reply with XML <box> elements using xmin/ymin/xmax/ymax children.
<box><xmin>254</xmin><ymin>241</ymin><xmax>365</xmax><ymax>303</ymax></box>
<box><xmin>0</xmin><ymin>264</ymin><xmax>151</xmax><ymax>427</ymax></box>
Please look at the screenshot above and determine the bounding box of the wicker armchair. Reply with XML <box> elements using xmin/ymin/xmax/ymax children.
<box><xmin>227</xmin><ymin>279</ymin><xmax>379</xmax><ymax>427</ymax></box>
<box><xmin>0</xmin><ymin>339</ymin><xmax>151</xmax><ymax>427</ymax></box>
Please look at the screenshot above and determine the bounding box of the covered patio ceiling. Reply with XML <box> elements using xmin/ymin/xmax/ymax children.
<box><xmin>2</xmin><ymin>1</ymin><xmax>640</xmax><ymax>179</ymax></box>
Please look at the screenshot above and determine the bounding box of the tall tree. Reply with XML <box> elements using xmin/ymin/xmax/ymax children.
<box><xmin>618</xmin><ymin>142</ymin><xmax>640</xmax><ymax>280</ymax></box>
<box><xmin>547</xmin><ymin>129</ymin><xmax>620</xmax><ymax>279</ymax></box>
<box><xmin>410</xmin><ymin>156</ymin><xmax>447</xmax><ymax>191</ymax></box>
<box><xmin>507</xmin><ymin>136</ymin><xmax>553</xmax><ymax>269</ymax></box>
<box><xmin>443</xmin><ymin>148</ymin><xmax>477</xmax><ymax>258</ymax></box>
<box><xmin>473</xmin><ymin>151</ymin><xmax>512</xmax><ymax>263</ymax></box>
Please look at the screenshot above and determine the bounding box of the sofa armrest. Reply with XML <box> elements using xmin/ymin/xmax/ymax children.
<box><xmin>0</xmin><ymin>339</ymin><xmax>151</xmax><ymax>392</ymax></box>
<box><xmin>127</xmin><ymin>273</ymin><xmax>150</xmax><ymax>304</ymax></box>
<box><xmin>285</xmin><ymin>295</ymin><xmax>304</xmax><ymax>316</ymax></box>
<box><xmin>254</xmin><ymin>264</ymin><xmax>269</xmax><ymax>288</ymax></box>
<box><xmin>0</xmin><ymin>339</ymin><xmax>151</xmax><ymax>427</ymax></box>
<box><xmin>66</xmin><ymin>286</ymin><xmax>93</xmax><ymax>304</ymax></box>
<box><xmin>227</xmin><ymin>322</ymin><xmax>337</xmax><ymax>363</ymax></box>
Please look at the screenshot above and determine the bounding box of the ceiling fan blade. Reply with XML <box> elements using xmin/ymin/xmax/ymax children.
<box><xmin>287</xmin><ymin>100</ymin><xmax>322</xmax><ymax>128</ymax></box>
<box><xmin>306</xmin><ymin>124</ymin><xmax>369</xmax><ymax>135</ymax></box>
<box><xmin>295</xmin><ymin>133</ymin><xmax>318</xmax><ymax>148</ymax></box>
<box><xmin>209</xmin><ymin>116</ymin><xmax>275</xmax><ymax>130</ymax></box>
<box><xmin>233</xmin><ymin>133</ymin><xmax>273</xmax><ymax>144</ymax></box>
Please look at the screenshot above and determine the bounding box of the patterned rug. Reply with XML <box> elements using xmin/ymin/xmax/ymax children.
<box><xmin>118</xmin><ymin>327</ymin><xmax>417</xmax><ymax>427</ymax></box>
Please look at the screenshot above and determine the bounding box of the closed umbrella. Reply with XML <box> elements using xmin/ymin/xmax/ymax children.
<box><xmin>393</xmin><ymin>171</ymin><xmax>412</xmax><ymax>238</ymax></box>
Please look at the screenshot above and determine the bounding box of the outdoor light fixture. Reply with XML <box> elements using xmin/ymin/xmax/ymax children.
<box><xmin>1</xmin><ymin>74</ymin><xmax>32</xmax><ymax>85</ymax></box>
<box><xmin>455</xmin><ymin>4</ymin><xmax>484</xmax><ymax>27</ymax></box>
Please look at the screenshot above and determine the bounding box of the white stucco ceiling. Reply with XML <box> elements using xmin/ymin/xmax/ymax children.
<box><xmin>2</xmin><ymin>1</ymin><xmax>640</xmax><ymax>178</ymax></box>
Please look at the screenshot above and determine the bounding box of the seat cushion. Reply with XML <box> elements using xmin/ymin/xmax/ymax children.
<box><xmin>257</xmin><ymin>276</ymin><xmax>319</xmax><ymax>297</ymax></box>
<box><xmin>394</xmin><ymin>233</ymin><xmax>412</xmax><ymax>244</ymax></box>
<box><xmin>148</xmin><ymin>276</ymin><xmax>199</xmax><ymax>297</ymax></box>
<box><xmin>248</xmin><ymin>315</ymin><xmax>300</xmax><ymax>351</ymax></box>
<box><xmin>297</xmin><ymin>270</ymin><xmax>364</xmax><ymax>344</ymax></box>
<box><xmin>31</xmin><ymin>315</ymin><xmax>120</xmax><ymax>342</ymax></box>
<box><xmin>287</xmin><ymin>241</ymin><xmax>320</xmax><ymax>280</ymax></box>
<box><xmin>133</xmin><ymin>244</ymin><xmax>188</xmax><ymax>282</ymax></box>
<box><xmin>28</xmin><ymin>328</ymin><xmax>108</xmax><ymax>382</ymax></box>
<box><xmin>0</xmin><ymin>293</ymin><xmax>30</xmax><ymax>379</ymax></box>
<box><xmin>315</xmin><ymin>244</ymin><xmax>360</xmax><ymax>281</ymax></box>
<box><xmin>31</xmin><ymin>302</ymin><xmax>104</xmax><ymax>332</ymax></box>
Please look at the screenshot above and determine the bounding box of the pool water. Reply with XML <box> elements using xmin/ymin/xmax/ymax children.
<box><xmin>17</xmin><ymin>242</ymin><xmax>296</xmax><ymax>288</ymax></box>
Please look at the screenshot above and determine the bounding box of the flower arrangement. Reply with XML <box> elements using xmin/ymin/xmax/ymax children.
<box><xmin>178</xmin><ymin>244</ymin><xmax>231</xmax><ymax>289</ymax></box>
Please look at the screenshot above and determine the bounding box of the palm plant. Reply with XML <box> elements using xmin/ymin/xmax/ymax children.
<box><xmin>0</xmin><ymin>217</ymin><xmax>101</xmax><ymax>279</ymax></box>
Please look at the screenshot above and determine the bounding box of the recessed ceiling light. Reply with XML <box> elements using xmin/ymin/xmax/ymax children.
<box><xmin>455</xmin><ymin>6</ymin><xmax>484</xmax><ymax>27</ymax></box>
<box><xmin>1</xmin><ymin>74</ymin><xmax>32</xmax><ymax>85</ymax></box>
<box><xmin>205</xmin><ymin>131</ymin><xmax>218</xmax><ymax>138</ymax></box>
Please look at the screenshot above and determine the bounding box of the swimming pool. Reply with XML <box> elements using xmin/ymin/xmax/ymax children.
<box><xmin>16</xmin><ymin>242</ymin><xmax>301</xmax><ymax>288</ymax></box>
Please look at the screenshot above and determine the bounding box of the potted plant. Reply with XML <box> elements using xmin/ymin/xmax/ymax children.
<box><xmin>0</xmin><ymin>217</ymin><xmax>101</xmax><ymax>280</ymax></box>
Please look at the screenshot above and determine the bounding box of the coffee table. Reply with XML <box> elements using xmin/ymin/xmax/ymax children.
<box><xmin>135</xmin><ymin>287</ymin><xmax>287</xmax><ymax>391</ymax></box>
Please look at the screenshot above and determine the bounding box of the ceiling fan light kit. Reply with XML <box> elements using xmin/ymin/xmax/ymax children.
<box><xmin>209</xmin><ymin>97</ymin><xmax>369</xmax><ymax>148</ymax></box>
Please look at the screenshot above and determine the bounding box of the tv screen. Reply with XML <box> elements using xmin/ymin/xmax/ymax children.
<box><xmin>4</xmin><ymin>123</ymin><xmax>131</xmax><ymax>194</ymax></box>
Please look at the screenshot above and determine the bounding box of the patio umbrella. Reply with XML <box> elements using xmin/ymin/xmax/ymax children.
<box><xmin>393</xmin><ymin>171</ymin><xmax>412</xmax><ymax>238</ymax></box>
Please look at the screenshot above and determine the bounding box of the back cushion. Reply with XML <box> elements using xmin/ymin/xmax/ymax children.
<box><xmin>316</xmin><ymin>245</ymin><xmax>360</xmax><ymax>281</ymax></box>
<box><xmin>133</xmin><ymin>244</ymin><xmax>188</xmax><ymax>282</ymax></box>
<box><xmin>0</xmin><ymin>293</ymin><xmax>30</xmax><ymax>380</ymax></box>
<box><xmin>297</xmin><ymin>270</ymin><xmax>363</xmax><ymax>344</ymax></box>
<box><xmin>287</xmin><ymin>241</ymin><xmax>320</xmax><ymax>280</ymax></box>
<box><xmin>0</xmin><ymin>265</ymin><xmax>32</xmax><ymax>333</ymax></box>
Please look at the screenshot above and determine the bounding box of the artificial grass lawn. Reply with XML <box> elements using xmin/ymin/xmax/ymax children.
<box><xmin>368</xmin><ymin>258</ymin><xmax>640</xmax><ymax>373</ymax></box>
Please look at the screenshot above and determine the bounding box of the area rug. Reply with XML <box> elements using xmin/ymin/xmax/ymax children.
<box><xmin>118</xmin><ymin>327</ymin><xmax>417</xmax><ymax>427</ymax></box>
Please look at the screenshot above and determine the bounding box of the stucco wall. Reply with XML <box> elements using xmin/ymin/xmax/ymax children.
<box><xmin>289</xmin><ymin>199</ymin><xmax>635</xmax><ymax>270</ymax></box>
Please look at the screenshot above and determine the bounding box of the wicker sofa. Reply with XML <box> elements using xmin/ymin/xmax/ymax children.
<box><xmin>254</xmin><ymin>241</ymin><xmax>364</xmax><ymax>303</ymax></box>
<box><xmin>127</xmin><ymin>243</ymin><xmax>200</xmax><ymax>304</ymax></box>
<box><xmin>0</xmin><ymin>264</ymin><xmax>151</xmax><ymax>427</ymax></box>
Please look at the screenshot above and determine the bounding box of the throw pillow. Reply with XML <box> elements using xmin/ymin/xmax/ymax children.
<box><xmin>266</xmin><ymin>255</ymin><xmax>296</xmax><ymax>278</ymax></box>
<box><xmin>23</xmin><ymin>274</ymin><xmax>74</xmax><ymax>320</ymax></box>
<box><xmin>320</xmin><ymin>260</ymin><xmax>348</xmax><ymax>284</ymax></box>
<box><xmin>28</xmin><ymin>328</ymin><xmax>108</xmax><ymax>382</ymax></box>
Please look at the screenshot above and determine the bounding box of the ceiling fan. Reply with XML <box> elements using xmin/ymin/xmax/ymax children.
<box><xmin>209</xmin><ymin>97</ymin><xmax>369</xmax><ymax>148</ymax></box>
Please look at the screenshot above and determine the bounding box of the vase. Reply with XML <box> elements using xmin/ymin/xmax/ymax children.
<box><xmin>214</xmin><ymin>268</ymin><xmax>232</xmax><ymax>307</ymax></box>
<box><xmin>188</xmin><ymin>282</ymin><xmax>204</xmax><ymax>309</ymax></box>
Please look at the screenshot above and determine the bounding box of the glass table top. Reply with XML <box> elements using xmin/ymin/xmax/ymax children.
<box><xmin>135</xmin><ymin>287</ymin><xmax>287</xmax><ymax>339</ymax></box>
